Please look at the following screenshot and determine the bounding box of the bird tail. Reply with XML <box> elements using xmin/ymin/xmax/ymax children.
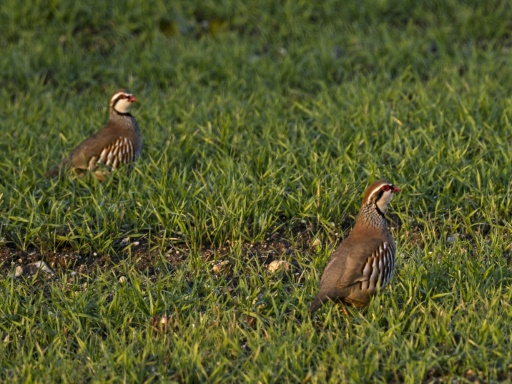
<box><xmin>309</xmin><ymin>295</ymin><xmax>325</xmax><ymax>314</ymax></box>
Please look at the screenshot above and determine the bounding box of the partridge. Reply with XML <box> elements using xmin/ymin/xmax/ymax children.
<box><xmin>47</xmin><ymin>89</ymin><xmax>142</xmax><ymax>181</ymax></box>
<box><xmin>310</xmin><ymin>179</ymin><xmax>400</xmax><ymax>313</ymax></box>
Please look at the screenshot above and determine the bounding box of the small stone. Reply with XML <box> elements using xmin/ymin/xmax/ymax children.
<box><xmin>447</xmin><ymin>235</ymin><xmax>457</xmax><ymax>243</ymax></box>
<box><xmin>267</xmin><ymin>260</ymin><xmax>290</xmax><ymax>273</ymax></box>
<box><xmin>15</xmin><ymin>266</ymin><xmax>23</xmax><ymax>277</ymax></box>
<box><xmin>212</xmin><ymin>260</ymin><xmax>229</xmax><ymax>274</ymax></box>
<box><xmin>312</xmin><ymin>238</ymin><xmax>322</xmax><ymax>248</ymax></box>
<box><xmin>14</xmin><ymin>261</ymin><xmax>55</xmax><ymax>277</ymax></box>
<box><xmin>119</xmin><ymin>276</ymin><xmax>127</xmax><ymax>284</ymax></box>
<box><xmin>32</xmin><ymin>261</ymin><xmax>55</xmax><ymax>276</ymax></box>
<box><xmin>151</xmin><ymin>314</ymin><xmax>171</xmax><ymax>332</ymax></box>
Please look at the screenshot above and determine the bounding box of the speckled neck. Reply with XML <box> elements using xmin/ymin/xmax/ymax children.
<box><xmin>355</xmin><ymin>203</ymin><xmax>389</xmax><ymax>232</ymax></box>
<box><xmin>110</xmin><ymin>111</ymin><xmax>139</xmax><ymax>132</ymax></box>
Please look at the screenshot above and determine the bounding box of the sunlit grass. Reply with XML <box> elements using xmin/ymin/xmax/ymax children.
<box><xmin>1</xmin><ymin>0</ymin><xmax>512</xmax><ymax>382</ymax></box>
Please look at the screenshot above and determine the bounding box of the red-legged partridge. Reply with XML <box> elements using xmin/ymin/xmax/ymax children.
<box><xmin>310</xmin><ymin>179</ymin><xmax>400</xmax><ymax>313</ymax></box>
<box><xmin>47</xmin><ymin>89</ymin><xmax>142</xmax><ymax>181</ymax></box>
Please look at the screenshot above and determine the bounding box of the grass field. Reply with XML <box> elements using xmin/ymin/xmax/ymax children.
<box><xmin>1</xmin><ymin>0</ymin><xmax>512</xmax><ymax>382</ymax></box>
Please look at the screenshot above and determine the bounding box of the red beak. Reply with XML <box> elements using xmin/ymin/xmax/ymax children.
<box><xmin>128</xmin><ymin>95</ymin><xmax>136</xmax><ymax>102</ymax></box>
<box><xmin>392</xmin><ymin>186</ymin><xmax>401</xmax><ymax>193</ymax></box>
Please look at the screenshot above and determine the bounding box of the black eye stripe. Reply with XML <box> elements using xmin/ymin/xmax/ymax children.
<box><xmin>112</xmin><ymin>94</ymin><xmax>128</xmax><ymax>108</ymax></box>
<box><xmin>112</xmin><ymin>93</ymin><xmax>130</xmax><ymax>102</ymax></box>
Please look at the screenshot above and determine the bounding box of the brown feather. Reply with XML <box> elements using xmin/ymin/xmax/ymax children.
<box><xmin>47</xmin><ymin>89</ymin><xmax>142</xmax><ymax>181</ymax></box>
<box><xmin>310</xmin><ymin>179</ymin><xmax>399</xmax><ymax>313</ymax></box>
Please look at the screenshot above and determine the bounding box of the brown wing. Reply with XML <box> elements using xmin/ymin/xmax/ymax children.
<box><xmin>47</xmin><ymin>128</ymin><xmax>121</xmax><ymax>178</ymax></box>
<box><xmin>319</xmin><ymin>237</ymin><xmax>386</xmax><ymax>290</ymax></box>
<box><xmin>68</xmin><ymin>131</ymin><xmax>135</xmax><ymax>171</ymax></box>
<box><xmin>310</xmin><ymin>236</ymin><xmax>395</xmax><ymax>312</ymax></box>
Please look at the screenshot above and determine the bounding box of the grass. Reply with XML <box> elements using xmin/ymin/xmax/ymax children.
<box><xmin>1</xmin><ymin>0</ymin><xmax>512</xmax><ymax>382</ymax></box>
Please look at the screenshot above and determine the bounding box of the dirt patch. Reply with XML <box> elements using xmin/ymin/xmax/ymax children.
<box><xmin>0</xmin><ymin>222</ymin><xmax>333</xmax><ymax>280</ymax></box>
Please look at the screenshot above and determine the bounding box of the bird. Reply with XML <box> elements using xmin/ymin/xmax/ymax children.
<box><xmin>309</xmin><ymin>179</ymin><xmax>401</xmax><ymax>314</ymax></box>
<box><xmin>46</xmin><ymin>89</ymin><xmax>142</xmax><ymax>181</ymax></box>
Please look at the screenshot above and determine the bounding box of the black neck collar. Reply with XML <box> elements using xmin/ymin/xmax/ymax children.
<box><xmin>113</xmin><ymin>109</ymin><xmax>132</xmax><ymax>117</ymax></box>
<box><xmin>375</xmin><ymin>203</ymin><xmax>386</xmax><ymax>218</ymax></box>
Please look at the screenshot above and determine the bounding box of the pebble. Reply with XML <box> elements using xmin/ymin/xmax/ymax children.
<box><xmin>267</xmin><ymin>260</ymin><xmax>290</xmax><ymax>273</ymax></box>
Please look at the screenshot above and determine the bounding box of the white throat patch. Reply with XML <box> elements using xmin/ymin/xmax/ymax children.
<box><xmin>111</xmin><ymin>93</ymin><xmax>133</xmax><ymax>114</ymax></box>
<box><xmin>375</xmin><ymin>190</ymin><xmax>394</xmax><ymax>213</ymax></box>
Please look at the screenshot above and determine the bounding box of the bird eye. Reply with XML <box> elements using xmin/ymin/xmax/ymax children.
<box><xmin>382</xmin><ymin>185</ymin><xmax>391</xmax><ymax>191</ymax></box>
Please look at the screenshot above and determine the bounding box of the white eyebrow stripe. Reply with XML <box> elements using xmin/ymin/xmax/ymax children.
<box><xmin>111</xmin><ymin>92</ymin><xmax>127</xmax><ymax>103</ymax></box>
<box><xmin>366</xmin><ymin>186</ymin><xmax>383</xmax><ymax>203</ymax></box>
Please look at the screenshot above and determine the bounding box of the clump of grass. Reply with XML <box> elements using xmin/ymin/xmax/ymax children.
<box><xmin>1</xmin><ymin>0</ymin><xmax>512</xmax><ymax>382</ymax></box>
